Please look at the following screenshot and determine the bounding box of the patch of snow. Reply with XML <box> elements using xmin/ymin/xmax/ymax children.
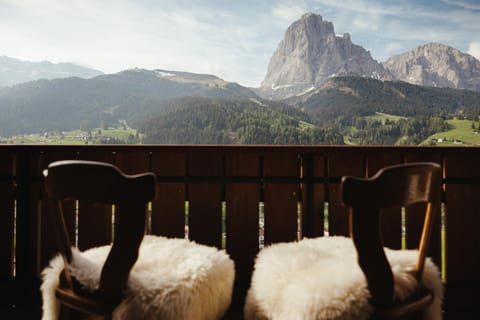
<box><xmin>155</xmin><ymin>70</ymin><xmax>175</xmax><ymax>78</ymax></box>
<box><xmin>296</xmin><ymin>86</ymin><xmax>316</xmax><ymax>96</ymax></box>
<box><xmin>249</xmin><ymin>98</ymin><xmax>266</xmax><ymax>107</ymax></box>
<box><xmin>271</xmin><ymin>83</ymin><xmax>294</xmax><ymax>90</ymax></box>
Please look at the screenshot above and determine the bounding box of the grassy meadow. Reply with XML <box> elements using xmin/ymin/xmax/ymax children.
<box><xmin>1</xmin><ymin>127</ymin><xmax>139</xmax><ymax>145</ymax></box>
<box><xmin>422</xmin><ymin>119</ymin><xmax>480</xmax><ymax>146</ymax></box>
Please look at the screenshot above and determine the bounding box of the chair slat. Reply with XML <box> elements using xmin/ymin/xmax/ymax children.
<box><xmin>405</xmin><ymin>154</ymin><xmax>443</xmax><ymax>266</ymax></box>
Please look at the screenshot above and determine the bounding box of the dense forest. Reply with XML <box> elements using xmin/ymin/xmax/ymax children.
<box><xmin>290</xmin><ymin>77</ymin><xmax>480</xmax><ymax>144</ymax></box>
<box><xmin>293</xmin><ymin>77</ymin><xmax>480</xmax><ymax>125</ymax></box>
<box><xmin>0</xmin><ymin>69</ymin><xmax>258</xmax><ymax>136</ymax></box>
<box><xmin>139</xmin><ymin>97</ymin><xmax>344</xmax><ymax>144</ymax></box>
<box><xmin>346</xmin><ymin>116</ymin><xmax>449</xmax><ymax>145</ymax></box>
<box><xmin>2</xmin><ymin>71</ymin><xmax>480</xmax><ymax>145</ymax></box>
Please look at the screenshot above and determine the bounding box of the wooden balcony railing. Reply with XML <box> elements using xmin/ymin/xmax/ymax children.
<box><xmin>0</xmin><ymin>145</ymin><xmax>478</xmax><ymax>318</ymax></box>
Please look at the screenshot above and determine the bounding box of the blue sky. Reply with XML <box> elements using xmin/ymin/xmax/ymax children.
<box><xmin>1</xmin><ymin>0</ymin><xmax>479</xmax><ymax>87</ymax></box>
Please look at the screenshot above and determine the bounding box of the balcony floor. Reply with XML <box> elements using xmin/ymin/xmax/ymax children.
<box><xmin>0</xmin><ymin>304</ymin><xmax>245</xmax><ymax>319</ymax></box>
<box><xmin>0</xmin><ymin>305</ymin><xmax>41</xmax><ymax>319</ymax></box>
<box><xmin>1</xmin><ymin>303</ymin><xmax>478</xmax><ymax>319</ymax></box>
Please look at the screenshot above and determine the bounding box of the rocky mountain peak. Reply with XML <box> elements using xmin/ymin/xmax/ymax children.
<box><xmin>258</xmin><ymin>13</ymin><xmax>391</xmax><ymax>100</ymax></box>
<box><xmin>383</xmin><ymin>42</ymin><xmax>480</xmax><ymax>91</ymax></box>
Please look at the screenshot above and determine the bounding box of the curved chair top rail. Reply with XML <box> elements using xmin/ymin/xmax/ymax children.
<box><xmin>341</xmin><ymin>162</ymin><xmax>441</xmax><ymax>209</ymax></box>
<box><xmin>44</xmin><ymin>160</ymin><xmax>157</xmax><ymax>203</ymax></box>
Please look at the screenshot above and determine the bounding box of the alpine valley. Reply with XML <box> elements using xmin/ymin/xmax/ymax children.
<box><xmin>1</xmin><ymin>13</ymin><xmax>480</xmax><ymax>146</ymax></box>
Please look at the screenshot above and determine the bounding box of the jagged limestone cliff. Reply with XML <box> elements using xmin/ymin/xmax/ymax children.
<box><xmin>383</xmin><ymin>42</ymin><xmax>480</xmax><ymax>92</ymax></box>
<box><xmin>258</xmin><ymin>13</ymin><xmax>391</xmax><ymax>100</ymax></box>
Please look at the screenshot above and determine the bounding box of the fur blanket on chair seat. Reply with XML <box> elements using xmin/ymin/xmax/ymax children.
<box><xmin>41</xmin><ymin>235</ymin><xmax>235</xmax><ymax>320</ymax></box>
<box><xmin>244</xmin><ymin>236</ymin><xmax>443</xmax><ymax>320</ymax></box>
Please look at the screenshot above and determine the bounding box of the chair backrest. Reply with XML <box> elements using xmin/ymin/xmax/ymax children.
<box><xmin>43</xmin><ymin>160</ymin><xmax>157</xmax><ymax>304</ymax></box>
<box><xmin>340</xmin><ymin>162</ymin><xmax>441</xmax><ymax>307</ymax></box>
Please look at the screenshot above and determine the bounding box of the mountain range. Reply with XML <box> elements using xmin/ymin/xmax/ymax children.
<box><xmin>258</xmin><ymin>13</ymin><xmax>480</xmax><ymax>100</ymax></box>
<box><xmin>1</xmin><ymin>12</ymin><xmax>480</xmax><ymax>145</ymax></box>
<box><xmin>0</xmin><ymin>69</ymin><xmax>259</xmax><ymax>136</ymax></box>
<box><xmin>0</xmin><ymin>56</ymin><xmax>103</xmax><ymax>87</ymax></box>
<box><xmin>383</xmin><ymin>42</ymin><xmax>480</xmax><ymax>92</ymax></box>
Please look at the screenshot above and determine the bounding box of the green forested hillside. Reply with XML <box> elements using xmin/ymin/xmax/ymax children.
<box><xmin>139</xmin><ymin>97</ymin><xmax>344</xmax><ymax>144</ymax></box>
<box><xmin>294</xmin><ymin>77</ymin><xmax>480</xmax><ymax>125</ymax></box>
<box><xmin>3</xmin><ymin>71</ymin><xmax>480</xmax><ymax>146</ymax></box>
<box><xmin>290</xmin><ymin>77</ymin><xmax>480</xmax><ymax>145</ymax></box>
<box><xmin>0</xmin><ymin>69</ymin><xmax>259</xmax><ymax>136</ymax></box>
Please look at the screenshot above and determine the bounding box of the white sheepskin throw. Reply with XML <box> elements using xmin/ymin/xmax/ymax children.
<box><xmin>244</xmin><ymin>236</ymin><xmax>443</xmax><ymax>320</ymax></box>
<box><xmin>41</xmin><ymin>235</ymin><xmax>235</xmax><ymax>320</ymax></box>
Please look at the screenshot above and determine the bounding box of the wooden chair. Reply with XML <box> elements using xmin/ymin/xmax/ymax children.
<box><xmin>244</xmin><ymin>162</ymin><xmax>443</xmax><ymax>320</ymax></box>
<box><xmin>41</xmin><ymin>160</ymin><xmax>234</xmax><ymax>320</ymax></box>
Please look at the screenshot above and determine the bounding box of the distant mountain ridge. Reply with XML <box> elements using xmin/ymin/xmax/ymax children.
<box><xmin>383</xmin><ymin>42</ymin><xmax>480</xmax><ymax>92</ymax></box>
<box><xmin>0</xmin><ymin>68</ymin><xmax>259</xmax><ymax>136</ymax></box>
<box><xmin>0</xmin><ymin>56</ymin><xmax>103</xmax><ymax>87</ymax></box>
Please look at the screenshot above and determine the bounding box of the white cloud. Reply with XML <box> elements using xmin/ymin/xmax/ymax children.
<box><xmin>468</xmin><ymin>42</ymin><xmax>480</xmax><ymax>60</ymax></box>
<box><xmin>311</xmin><ymin>0</ymin><xmax>409</xmax><ymax>17</ymax></box>
<box><xmin>440</xmin><ymin>0</ymin><xmax>480</xmax><ymax>10</ymax></box>
<box><xmin>0</xmin><ymin>0</ymin><xmax>478</xmax><ymax>87</ymax></box>
<box><xmin>384</xmin><ymin>42</ymin><xmax>408</xmax><ymax>57</ymax></box>
<box><xmin>272</xmin><ymin>2</ymin><xmax>308</xmax><ymax>24</ymax></box>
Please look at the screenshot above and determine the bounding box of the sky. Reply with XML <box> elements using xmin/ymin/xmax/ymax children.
<box><xmin>1</xmin><ymin>0</ymin><xmax>479</xmax><ymax>87</ymax></box>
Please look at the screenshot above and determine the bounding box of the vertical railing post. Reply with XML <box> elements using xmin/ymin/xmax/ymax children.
<box><xmin>0</xmin><ymin>152</ymin><xmax>15</xmax><ymax>307</ymax></box>
<box><xmin>14</xmin><ymin>151</ymin><xmax>41</xmax><ymax>307</ymax></box>
<box><xmin>302</xmin><ymin>154</ymin><xmax>315</xmax><ymax>237</ymax></box>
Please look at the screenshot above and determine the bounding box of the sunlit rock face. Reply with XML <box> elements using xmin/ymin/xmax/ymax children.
<box><xmin>258</xmin><ymin>13</ymin><xmax>391</xmax><ymax>100</ymax></box>
<box><xmin>383</xmin><ymin>42</ymin><xmax>480</xmax><ymax>92</ymax></box>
